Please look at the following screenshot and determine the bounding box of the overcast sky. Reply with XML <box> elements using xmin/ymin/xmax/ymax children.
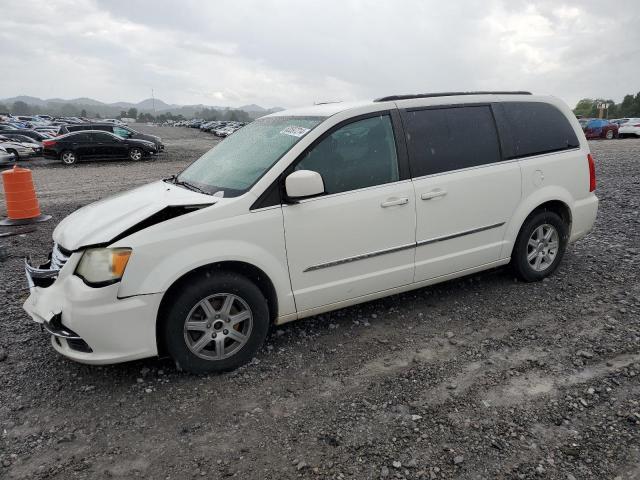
<box><xmin>1</xmin><ymin>0</ymin><xmax>639</xmax><ymax>109</ymax></box>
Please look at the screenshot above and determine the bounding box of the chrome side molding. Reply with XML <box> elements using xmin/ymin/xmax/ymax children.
<box><xmin>416</xmin><ymin>222</ymin><xmax>505</xmax><ymax>247</ymax></box>
<box><xmin>304</xmin><ymin>222</ymin><xmax>505</xmax><ymax>272</ymax></box>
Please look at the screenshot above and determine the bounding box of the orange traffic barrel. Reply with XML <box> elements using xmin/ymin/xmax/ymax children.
<box><xmin>0</xmin><ymin>165</ymin><xmax>51</xmax><ymax>226</ymax></box>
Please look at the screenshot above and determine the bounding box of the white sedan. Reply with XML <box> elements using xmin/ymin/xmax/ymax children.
<box><xmin>0</xmin><ymin>137</ymin><xmax>38</xmax><ymax>159</ymax></box>
<box><xmin>0</xmin><ymin>146</ymin><xmax>14</xmax><ymax>164</ymax></box>
<box><xmin>619</xmin><ymin>118</ymin><xmax>640</xmax><ymax>138</ymax></box>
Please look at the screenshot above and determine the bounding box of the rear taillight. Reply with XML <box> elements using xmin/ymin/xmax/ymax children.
<box><xmin>42</xmin><ymin>140</ymin><xmax>56</xmax><ymax>147</ymax></box>
<box><xmin>633</xmin><ymin>124</ymin><xmax>640</xmax><ymax>127</ymax></box>
<box><xmin>587</xmin><ymin>153</ymin><xmax>596</xmax><ymax>192</ymax></box>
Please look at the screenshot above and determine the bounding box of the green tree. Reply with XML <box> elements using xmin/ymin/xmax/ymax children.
<box><xmin>80</xmin><ymin>109</ymin><xmax>88</xmax><ymax>118</ymax></box>
<box><xmin>60</xmin><ymin>103</ymin><xmax>79</xmax><ymax>117</ymax></box>
<box><xmin>119</xmin><ymin>110</ymin><xmax>127</xmax><ymax>119</ymax></box>
<box><xmin>620</xmin><ymin>95</ymin><xmax>635</xmax><ymax>116</ymax></box>
<box><xmin>573</xmin><ymin>98</ymin><xmax>594</xmax><ymax>117</ymax></box>
<box><xmin>138</xmin><ymin>112</ymin><xmax>155</xmax><ymax>122</ymax></box>
<box><xmin>0</xmin><ymin>102</ymin><xmax>8</xmax><ymax>113</ymax></box>
<box><xmin>633</xmin><ymin>92</ymin><xmax>640</xmax><ymax>116</ymax></box>
<box><xmin>11</xmin><ymin>100</ymin><xmax>31</xmax><ymax>115</ymax></box>
<box><xmin>127</xmin><ymin>107</ymin><xmax>138</xmax><ymax>119</ymax></box>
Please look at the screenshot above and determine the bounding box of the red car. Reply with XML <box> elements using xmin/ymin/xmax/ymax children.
<box><xmin>579</xmin><ymin>118</ymin><xmax>618</xmax><ymax>139</ymax></box>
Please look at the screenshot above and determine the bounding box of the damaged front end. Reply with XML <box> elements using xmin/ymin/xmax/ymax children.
<box><xmin>25</xmin><ymin>242</ymin><xmax>71</xmax><ymax>288</ymax></box>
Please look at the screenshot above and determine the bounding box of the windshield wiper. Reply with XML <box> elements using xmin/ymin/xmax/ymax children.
<box><xmin>173</xmin><ymin>178</ymin><xmax>210</xmax><ymax>195</ymax></box>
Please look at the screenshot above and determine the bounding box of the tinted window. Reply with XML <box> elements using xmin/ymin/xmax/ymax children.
<box><xmin>402</xmin><ymin>106</ymin><xmax>501</xmax><ymax>177</ymax></box>
<box><xmin>68</xmin><ymin>133</ymin><xmax>90</xmax><ymax>142</ymax></box>
<box><xmin>91</xmin><ymin>132</ymin><xmax>117</xmax><ymax>142</ymax></box>
<box><xmin>295</xmin><ymin>114</ymin><xmax>399</xmax><ymax>195</ymax></box>
<box><xmin>68</xmin><ymin>125</ymin><xmax>92</xmax><ymax>131</ymax></box>
<box><xmin>500</xmin><ymin>102</ymin><xmax>579</xmax><ymax>159</ymax></box>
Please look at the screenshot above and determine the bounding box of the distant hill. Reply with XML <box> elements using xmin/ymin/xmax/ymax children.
<box><xmin>0</xmin><ymin>95</ymin><xmax>283</xmax><ymax>119</ymax></box>
<box><xmin>3</xmin><ymin>95</ymin><xmax>49</xmax><ymax>107</ymax></box>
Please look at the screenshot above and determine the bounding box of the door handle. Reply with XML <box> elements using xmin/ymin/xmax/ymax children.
<box><xmin>381</xmin><ymin>197</ymin><xmax>409</xmax><ymax>208</ymax></box>
<box><xmin>421</xmin><ymin>189</ymin><xmax>447</xmax><ymax>200</ymax></box>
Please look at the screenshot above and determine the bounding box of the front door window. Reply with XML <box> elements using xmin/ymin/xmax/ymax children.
<box><xmin>295</xmin><ymin>115</ymin><xmax>399</xmax><ymax>194</ymax></box>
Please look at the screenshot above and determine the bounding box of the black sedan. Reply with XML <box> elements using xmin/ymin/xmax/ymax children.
<box><xmin>60</xmin><ymin>123</ymin><xmax>165</xmax><ymax>151</ymax></box>
<box><xmin>43</xmin><ymin>130</ymin><xmax>158</xmax><ymax>165</ymax></box>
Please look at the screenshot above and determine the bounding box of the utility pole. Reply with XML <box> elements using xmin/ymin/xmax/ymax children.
<box><xmin>151</xmin><ymin>88</ymin><xmax>156</xmax><ymax>115</ymax></box>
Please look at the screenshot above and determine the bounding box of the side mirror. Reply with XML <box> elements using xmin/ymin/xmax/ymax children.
<box><xmin>285</xmin><ymin>170</ymin><xmax>325</xmax><ymax>200</ymax></box>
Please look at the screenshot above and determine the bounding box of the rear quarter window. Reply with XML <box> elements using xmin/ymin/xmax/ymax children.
<box><xmin>496</xmin><ymin>102</ymin><xmax>580</xmax><ymax>159</ymax></box>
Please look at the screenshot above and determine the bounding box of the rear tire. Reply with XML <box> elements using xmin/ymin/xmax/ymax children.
<box><xmin>6</xmin><ymin>149</ymin><xmax>18</xmax><ymax>161</ymax></box>
<box><xmin>161</xmin><ymin>271</ymin><xmax>270</xmax><ymax>374</ymax></box>
<box><xmin>605</xmin><ymin>129</ymin><xmax>614</xmax><ymax>140</ymax></box>
<box><xmin>512</xmin><ymin>210</ymin><xmax>568</xmax><ymax>282</ymax></box>
<box><xmin>60</xmin><ymin>150</ymin><xmax>77</xmax><ymax>165</ymax></box>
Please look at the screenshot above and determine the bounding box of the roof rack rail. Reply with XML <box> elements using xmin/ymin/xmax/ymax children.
<box><xmin>374</xmin><ymin>91</ymin><xmax>532</xmax><ymax>102</ymax></box>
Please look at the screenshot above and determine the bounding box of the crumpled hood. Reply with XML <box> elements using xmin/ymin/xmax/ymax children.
<box><xmin>53</xmin><ymin>180</ymin><xmax>216</xmax><ymax>250</ymax></box>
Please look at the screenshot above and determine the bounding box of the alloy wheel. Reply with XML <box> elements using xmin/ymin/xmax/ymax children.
<box><xmin>61</xmin><ymin>152</ymin><xmax>76</xmax><ymax>164</ymax></box>
<box><xmin>183</xmin><ymin>293</ymin><xmax>253</xmax><ymax>360</ymax></box>
<box><xmin>526</xmin><ymin>224</ymin><xmax>559</xmax><ymax>272</ymax></box>
<box><xmin>130</xmin><ymin>148</ymin><xmax>143</xmax><ymax>161</ymax></box>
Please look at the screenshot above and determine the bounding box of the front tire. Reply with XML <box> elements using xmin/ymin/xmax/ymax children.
<box><xmin>6</xmin><ymin>149</ymin><xmax>18</xmax><ymax>161</ymax></box>
<box><xmin>129</xmin><ymin>147</ymin><xmax>143</xmax><ymax>161</ymax></box>
<box><xmin>60</xmin><ymin>150</ymin><xmax>77</xmax><ymax>165</ymax></box>
<box><xmin>605</xmin><ymin>129</ymin><xmax>614</xmax><ymax>140</ymax></box>
<box><xmin>512</xmin><ymin>210</ymin><xmax>568</xmax><ymax>282</ymax></box>
<box><xmin>161</xmin><ymin>271</ymin><xmax>269</xmax><ymax>374</ymax></box>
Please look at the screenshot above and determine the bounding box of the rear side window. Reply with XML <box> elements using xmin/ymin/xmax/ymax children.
<box><xmin>69</xmin><ymin>133</ymin><xmax>90</xmax><ymax>142</ymax></box>
<box><xmin>498</xmin><ymin>102</ymin><xmax>579</xmax><ymax>159</ymax></box>
<box><xmin>402</xmin><ymin>105</ymin><xmax>501</xmax><ymax>177</ymax></box>
<box><xmin>92</xmin><ymin>132</ymin><xmax>117</xmax><ymax>142</ymax></box>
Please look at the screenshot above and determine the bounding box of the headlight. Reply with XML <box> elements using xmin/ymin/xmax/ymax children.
<box><xmin>75</xmin><ymin>248</ymin><xmax>132</xmax><ymax>287</ymax></box>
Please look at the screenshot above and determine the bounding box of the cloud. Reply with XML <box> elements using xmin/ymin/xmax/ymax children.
<box><xmin>1</xmin><ymin>0</ymin><xmax>639</xmax><ymax>108</ymax></box>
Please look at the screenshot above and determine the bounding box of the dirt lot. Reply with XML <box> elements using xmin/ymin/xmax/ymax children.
<box><xmin>0</xmin><ymin>126</ymin><xmax>639</xmax><ymax>479</ymax></box>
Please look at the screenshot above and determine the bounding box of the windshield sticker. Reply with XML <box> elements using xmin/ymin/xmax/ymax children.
<box><xmin>280</xmin><ymin>126</ymin><xmax>311</xmax><ymax>138</ymax></box>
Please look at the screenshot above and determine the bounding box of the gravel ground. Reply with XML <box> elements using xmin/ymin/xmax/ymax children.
<box><xmin>0</xmin><ymin>127</ymin><xmax>639</xmax><ymax>479</ymax></box>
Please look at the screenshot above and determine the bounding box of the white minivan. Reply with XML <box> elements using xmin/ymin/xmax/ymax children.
<box><xmin>24</xmin><ymin>92</ymin><xmax>598</xmax><ymax>373</ymax></box>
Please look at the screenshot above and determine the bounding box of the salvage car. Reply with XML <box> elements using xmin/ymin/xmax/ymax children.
<box><xmin>618</xmin><ymin>118</ymin><xmax>640</xmax><ymax>138</ymax></box>
<box><xmin>24</xmin><ymin>92</ymin><xmax>598</xmax><ymax>373</ymax></box>
<box><xmin>0</xmin><ymin>146</ymin><xmax>15</xmax><ymax>164</ymax></box>
<box><xmin>0</xmin><ymin>136</ymin><xmax>37</xmax><ymax>159</ymax></box>
<box><xmin>1</xmin><ymin>129</ymin><xmax>52</xmax><ymax>142</ymax></box>
<box><xmin>580</xmin><ymin>118</ymin><xmax>618</xmax><ymax>139</ymax></box>
<box><xmin>42</xmin><ymin>130</ymin><xmax>158</xmax><ymax>165</ymax></box>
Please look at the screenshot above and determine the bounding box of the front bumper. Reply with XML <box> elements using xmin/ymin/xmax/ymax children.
<box><xmin>23</xmin><ymin>251</ymin><xmax>163</xmax><ymax>364</ymax></box>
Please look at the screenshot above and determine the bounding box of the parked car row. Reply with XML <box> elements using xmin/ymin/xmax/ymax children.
<box><xmin>578</xmin><ymin>117</ymin><xmax>640</xmax><ymax>139</ymax></box>
<box><xmin>0</xmin><ymin>114</ymin><xmax>164</xmax><ymax>166</ymax></box>
<box><xmin>173</xmin><ymin>119</ymin><xmax>248</xmax><ymax>137</ymax></box>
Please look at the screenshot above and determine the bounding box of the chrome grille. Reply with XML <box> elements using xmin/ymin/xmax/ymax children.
<box><xmin>51</xmin><ymin>243</ymin><xmax>70</xmax><ymax>271</ymax></box>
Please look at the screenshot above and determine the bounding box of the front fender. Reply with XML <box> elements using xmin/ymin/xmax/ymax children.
<box><xmin>114</xmin><ymin>206</ymin><xmax>296</xmax><ymax>318</ymax></box>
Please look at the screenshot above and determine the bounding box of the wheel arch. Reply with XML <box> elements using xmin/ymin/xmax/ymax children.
<box><xmin>502</xmin><ymin>191</ymin><xmax>574</xmax><ymax>259</ymax></box>
<box><xmin>155</xmin><ymin>260</ymin><xmax>279</xmax><ymax>357</ymax></box>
